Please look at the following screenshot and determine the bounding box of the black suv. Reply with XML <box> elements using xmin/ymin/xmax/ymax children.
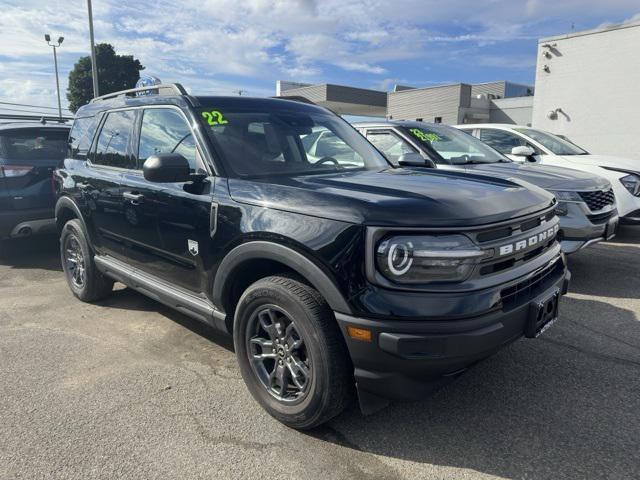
<box><xmin>0</xmin><ymin>121</ymin><xmax>70</xmax><ymax>239</ymax></box>
<box><xmin>55</xmin><ymin>84</ymin><xmax>569</xmax><ymax>429</ymax></box>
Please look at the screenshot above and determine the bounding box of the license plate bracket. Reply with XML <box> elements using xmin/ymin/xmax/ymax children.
<box><xmin>525</xmin><ymin>289</ymin><xmax>560</xmax><ymax>338</ymax></box>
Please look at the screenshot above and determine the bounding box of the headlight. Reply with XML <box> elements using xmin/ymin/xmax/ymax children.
<box><xmin>601</xmin><ymin>167</ymin><xmax>640</xmax><ymax>197</ymax></box>
<box><xmin>555</xmin><ymin>202</ymin><xmax>569</xmax><ymax>216</ymax></box>
<box><xmin>549</xmin><ymin>190</ymin><xmax>582</xmax><ymax>202</ymax></box>
<box><xmin>620</xmin><ymin>174</ymin><xmax>640</xmax><ymax>196</ymax></box>
<box><xmin>375</xmin><ymin>234</ymin><xmax>488</xmax><ymax>284</ymax></box>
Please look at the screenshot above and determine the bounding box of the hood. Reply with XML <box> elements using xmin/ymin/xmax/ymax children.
<box><xmin>557</xmin><ymin>154</ymin><xmax>640</xmax><ymax>174</ymax></box>
<box><xmin>466</xmin><ymin>162</ymin><xmax>610</xmax><ymax>191</ymax></box>
<box><xmin>228</xmin><ymin>168</ymin><xmax>555</xmax><ymax>227</ymax></box>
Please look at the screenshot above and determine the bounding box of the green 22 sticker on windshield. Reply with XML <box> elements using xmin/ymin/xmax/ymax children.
<box><xmin>410</xmin><ymin>128</ymin><xmax>441</xmax><ymax>143</ymax></box>
<box><xmin>202</xmin><ymin>110</ymin><xmax>229</xmax><ymax>126</ymax></box>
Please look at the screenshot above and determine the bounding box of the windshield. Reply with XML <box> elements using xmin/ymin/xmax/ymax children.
<box><xmin>402</xmin><ymin>124</ymin><xmax>508</xmax><ymax>164</ymax></box>
<box><xmin>514</xmin><ymin>127</ymin><xmax>588</xmax><ymax>155</ymax></box>
<box><xmin>0</xmin><ymin>128</ymin><xmax>68</xmax><ymax>163</ymax></box>
<box><xmin>198</xmin><ymin>104</ymin><xmax>389</xmax><ymax>178</ymax></box>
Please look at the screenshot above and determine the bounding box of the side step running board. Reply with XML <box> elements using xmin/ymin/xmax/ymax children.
<box><xmin>94</xmin><ymin>255</ymin><xmax>228</xmax><ymax>333</ymax></box>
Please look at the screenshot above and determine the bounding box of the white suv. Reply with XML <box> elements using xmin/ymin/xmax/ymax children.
<box><xmin>456</xmin><ymin>124</ymin><xmax>640</xmax><ymax>223</ymax></box>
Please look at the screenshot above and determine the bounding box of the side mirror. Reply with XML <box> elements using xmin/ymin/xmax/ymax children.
<box><xmin>143</xmin><ymin>153</ymin><xmax>192</xmax><ymax>183</ymax></box>
<box><xmin>397</xmin><ymin>153</ymin><xmax>437</xmax><ymax>168</ymax></box>
<box><xmin>511</xmin><ymin>146</ymin><xmax>535</xmax><ymax>157</ymax></box>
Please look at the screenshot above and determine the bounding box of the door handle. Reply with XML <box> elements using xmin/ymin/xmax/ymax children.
<box><xmin>123</xmin><ymin>191</ymin><xmax>145</xmax><ymax>205</ymax></box>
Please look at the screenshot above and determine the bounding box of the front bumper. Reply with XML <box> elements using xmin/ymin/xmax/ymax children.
<box><xmin>336</xmin><ymin>257</ymin><xmax>569</xmax><ymax>412</ymax></box>
<box><xmin>558</xmin><ymin>202</ymin><xmax>618</xmax><ymax>254</ymax></box>
<box><xmin>620</xmin><ymin>209</ymin><xmax>640</xmax><ymax>224</ymax></box>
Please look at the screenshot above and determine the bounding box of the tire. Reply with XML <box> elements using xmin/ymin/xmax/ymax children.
<box><xmin>60</xmin><ymin>219</ymin><xmax>113</xmax><ymax>302</ymax></box>
<box><xmin>234</xmin><ymin>275</ymin><xmax>353</xmax><ymax>429</ymax></box>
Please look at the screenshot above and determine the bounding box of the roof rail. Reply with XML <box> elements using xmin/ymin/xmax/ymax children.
<box><xmin>90</xmin><ymin>83</ymin><xmax>188</xmax><ymax>103</ymax></box>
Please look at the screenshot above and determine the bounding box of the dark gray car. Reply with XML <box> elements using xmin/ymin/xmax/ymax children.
<box><xmin>0</xmin><ymin>121</ymin><xmax>70</xmax><ymax>239</ymax></box>
<box><xmin>353</xmin><ymin>121</ymin><xmax>618</xmax><ymax>254</ymax></box>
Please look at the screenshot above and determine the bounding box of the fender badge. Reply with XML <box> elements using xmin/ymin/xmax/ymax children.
<box><xmin>188</xmin><ymin>240</ymin><xmax>199</xmax><ymax>256</ymax></box>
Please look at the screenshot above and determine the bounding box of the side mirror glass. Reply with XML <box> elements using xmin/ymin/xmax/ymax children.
<box><xmin>511</xmin><ymin>146</ymin><xmax>535</xmax><ymax>157</ymax></box>
<box><xmin>397</xmin><ymin>153</ymin><xmax>437</xmax><ymax>168</ymax></box>
<box><xmin>143</xmin><ymin>153</ymin><xmax>192</xmax><ymax>183</ymax></box>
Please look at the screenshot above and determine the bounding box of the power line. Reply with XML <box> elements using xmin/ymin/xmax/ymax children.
<box><xmin>0</xmin><ymin>101</ymin><xmax>71</xmax><ymax>112</ymax></box>
<box><xmin>0</xmin><ymin>106</ymin><xmax>66</xmax><ymax>114</ymax></box>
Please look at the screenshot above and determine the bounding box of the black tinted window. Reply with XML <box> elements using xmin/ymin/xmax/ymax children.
<box><xmin>69</xmin><ymin>116</ymin><xmax>99</xmax><ymax>160</ymax></box>
<box><xmin>92</xmin><ymin>110</ymin><xmax>135</xmax><ymax>169</ymax></box>
<box><xmin>199</xmin><ymin>106</ymin><xmax>387</xmax><ymax>177</ymax></box>
<box><xmin>0</xmin><ymin>128</ymin><xmax>69</xmax><ymax>163</ymax></box>
<box><xmin>138</xmin><ymin>108</ymin><xmax>197</xmax><ymax>172</ymax></box>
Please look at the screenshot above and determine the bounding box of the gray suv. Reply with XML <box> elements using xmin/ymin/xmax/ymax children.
<box><xmin>354</xmin><ymin>121</ymin><xmax>618</xmax><ymax>254</ymax></box>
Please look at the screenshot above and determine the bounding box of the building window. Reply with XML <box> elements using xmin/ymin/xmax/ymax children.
<box><xmin>416</xmin><ymin>118</ymin><xmax>423</xmax><ymax>122</ymax></box>
<box><xmin>434</xmin><ymin>117</ymin><xmax>442</xmax><ymax>124</ymax></box>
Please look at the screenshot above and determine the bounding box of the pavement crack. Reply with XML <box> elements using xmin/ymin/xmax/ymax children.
<box><xmin>541</xmin><ymin>337</ymin><xmax>640</xmax><ymax>368</ymax></box>
<box><xmin>566</xmin><ymin>319</ymin><xmax>640</xmax><ymax>352</ymax></box>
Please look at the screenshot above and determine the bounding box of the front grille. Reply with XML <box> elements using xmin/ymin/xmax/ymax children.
<box><xmin>469</xmin><ymin>208</ymin><xmax>559</xmax><ymax>278</ymax></box>
<box><xmin>500</xmin><ymin>259</ymin><xmax>564</xmax><ymax>307</ymax></box>
<box><xmin>579</xmin><ymin>189</ymin><xmax>615</xmax><ymax>212</ymax></box>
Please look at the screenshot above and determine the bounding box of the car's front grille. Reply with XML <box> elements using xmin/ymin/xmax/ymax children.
<box><xmin>579</xmin><ymin>189</ymin><xmax>615</xmax><ymax>212</ymax></box>
<box><xmin>467</xmin><ymin>208</ymin><xmax>559</xmax><ymax>278</ymax></box>
<box><xmin>500</xmin><ymin>258</ymin><xmax>564</xmax><ymax>307</ymax></box>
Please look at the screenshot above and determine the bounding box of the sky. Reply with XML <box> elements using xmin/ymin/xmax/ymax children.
<box><xmin>1</xmin><ymin>0</ymin><xmax>639</xmax><ymax>113</ymax></box>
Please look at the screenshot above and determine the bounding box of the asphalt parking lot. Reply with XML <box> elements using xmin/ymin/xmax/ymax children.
<box><xmin>0</xmin><ymin>229</ymin><xmax>639</xmax><ymax>480</ymax></box>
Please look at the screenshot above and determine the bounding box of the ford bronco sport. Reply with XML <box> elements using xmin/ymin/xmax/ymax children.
<box><xmin>55</xmin><ymin>84</ymin><xmax>569</xmax><ymax>429</ymax></box>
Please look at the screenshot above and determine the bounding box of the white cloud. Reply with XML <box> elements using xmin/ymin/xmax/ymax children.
<box><xmin>0</xmin><ymin>0</ymin><xmax>638</xmax><ymax>110</ymax></box>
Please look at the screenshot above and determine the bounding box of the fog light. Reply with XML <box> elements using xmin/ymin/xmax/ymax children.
<box><xmin>347</xmin><ymin>326</ymin><xmax>372</xmax><ymax>342</ymax></box>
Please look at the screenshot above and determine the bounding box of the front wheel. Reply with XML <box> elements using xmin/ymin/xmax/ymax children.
<box><xmin>234</xmin><ymin>275</ymin><xmax>353</xmax><ymax>429</ymax></box>
<box><xmin>60</xmin><ymin>219</ymin><xmax>114</xmax><ymax>302</ymax></box>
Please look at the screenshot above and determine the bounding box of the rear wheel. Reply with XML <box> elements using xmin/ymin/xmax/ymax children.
<box><xmin>234</xmin><ymin>275</ymin><xmax>353</xmax><ymax>429</ymax></box>
<box><xmin>60</xmin><ymin>219</ymin><xmax>113</xmax><ymax>302</ymax></box>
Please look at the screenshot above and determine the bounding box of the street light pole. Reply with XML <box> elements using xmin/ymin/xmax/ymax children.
<box><xmin>44</xmin><ymin>34</ymin><xmax>64</xmax><ymax>121</ymax></box>
<box><xmin>87</xmin><ymin>0</ymin><xmax>99</xmax><ymax>98</ymax></box>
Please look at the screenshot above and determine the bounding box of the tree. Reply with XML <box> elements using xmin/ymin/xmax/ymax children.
<box><xmin>66</xmin><ymin>43</ymin><xmax>145</xmax><ymax>112</ymax></box>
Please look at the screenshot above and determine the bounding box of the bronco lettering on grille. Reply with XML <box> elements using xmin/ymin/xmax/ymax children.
<box><xmin>498</xmin><ymin>224</ymin><xmax>559</xmax><ymax>256</ymax></box>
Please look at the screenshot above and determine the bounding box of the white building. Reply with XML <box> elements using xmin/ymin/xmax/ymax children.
<box><xmin>532</xmin><ymin>20</ymin><xmax>640</xmax><ymax>158</ymax></box>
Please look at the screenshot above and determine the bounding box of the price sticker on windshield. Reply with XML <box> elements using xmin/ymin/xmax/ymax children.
<box><xmin>202</xmin><ymin>110</ymin><xmax>229</xmax><ymax>126</ymax></box>
<box><xmin>410</xmin><ymin>128</ymin><xmax>441</xmax><ymax>143</ymax></box>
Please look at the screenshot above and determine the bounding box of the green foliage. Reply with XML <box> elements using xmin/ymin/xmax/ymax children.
<box><xmin>66</xmin><ymin>43</ymin><xmax>145</xmax><ymax>112</ymax></box>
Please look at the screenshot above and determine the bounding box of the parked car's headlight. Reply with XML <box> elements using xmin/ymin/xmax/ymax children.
<box><xmin>550</xmin><ymin>190</ymin><xmax>582</xmax><ymax>202</ymax></box>
<box><xmin>601</xmin><ymin>167</ymin><xmax>640</xmax><ymax>197</ymax></box>
<box><xmin>620</xmin><ymin>174</ymin><xmax>640</xmax><ymax>196</ymax></box>
<box><xmin>555</xmin><ymin>202</ymin><xmax>569</xmax><ymax>216</ymax></box>
<box><xmin>549</xmin><ymin>191</ymin><xmax>581</xmax><ymax>216</ymax></box>
<box><xmin>376</xmin><ymin>234</ymin><xmax>488</xmax><ymax>284</ymax></box>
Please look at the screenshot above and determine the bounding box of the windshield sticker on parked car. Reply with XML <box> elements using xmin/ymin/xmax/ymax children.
<box><xmin>202</xmin><ymin>110</ymin><xmax>229</xmax><ymax>126</ymax></box>
<box><xmin>410</xmin><ymin>128</ymin><xmax>441</xmax><ymax>143</ymax></box>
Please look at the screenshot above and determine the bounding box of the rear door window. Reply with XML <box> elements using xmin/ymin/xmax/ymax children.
<box><xmin>0</xmin><ymin>128</ymin><xmax>69</xmax><ymax>164</ymax></box>
<box><xmin>91</xmin><ymin>110</ymin><xmax>136</xmax><ymax>169</ymax></box>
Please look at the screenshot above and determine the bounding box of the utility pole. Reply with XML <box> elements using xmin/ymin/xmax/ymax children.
<box><xmin>44</xmin><ymin>34</ymin><xmax>64</xmax><ymax>121</ymax></box>
<box><xmin>87</xmin><ymin>0</ymin><xmax>99</xmax><ymax>97</ymax></box>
